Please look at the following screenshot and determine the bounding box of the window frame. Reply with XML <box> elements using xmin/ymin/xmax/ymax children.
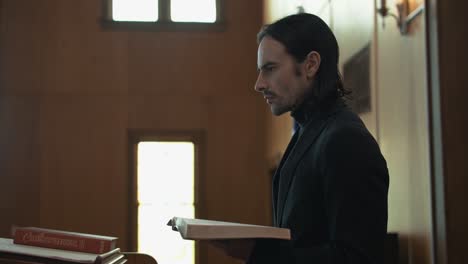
<box><xmin>127</xmin><ymin>130</ymin><xmax>205</xmax><ymax>263</ymax></box>
<box><xmin>101</xmin><ymin>0</ymin><xmax>225</xmax><ymax>31</ymax></box>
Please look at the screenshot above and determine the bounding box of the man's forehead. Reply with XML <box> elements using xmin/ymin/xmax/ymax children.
<box><xmin>259</xmin><ymin>36</ymin><xmax>286</xmax><ymax>54</ymax></box>
<box><xmin>257</xmin><ymin>36</ymin><xmax>287</xmax><ymax>64</ymax></box>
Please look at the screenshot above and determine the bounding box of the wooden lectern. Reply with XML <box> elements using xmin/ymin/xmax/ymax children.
<box><xmin>0</xmin><ymin>236</ymin><xmax>158</xmax><ymax>264</ymax></box>
<box><xmin>0</xmin><ymin>252</ymin><xmax>157</xmax><ymax>264</ymax></box>
<box><xmin>122</xmin><ymin>253</ymin><xmax>157</xmax><ymax>264</ymax></box>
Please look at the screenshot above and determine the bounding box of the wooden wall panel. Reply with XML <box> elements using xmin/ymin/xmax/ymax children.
<box><xmin>202</xmin><ymin>95</ymin><xmax>268</xmax><ymax>223</ymax></box>
<box><xmin>39</xmin><ymin>0</ymin><xmax>129</xmax><ymax>95</ymax></box>
<box><xmin>200</xmin><ymin>95</ymin><xmax>269</xmax><ymax>264</ymax></box>
<box><xmin>1</xmin><ymin>1</ymin><xmax>45</xmax><ymax>95</ymax></box>
<box><xmin>38</xmin><ymin>96</ymin><xmax>128</xmax><ymax>240</ymax></box>
<box><xmin>128</xmin><ymin>95</ymin><xmax>209</xmax><ymax>130</ymax></box>
<box><xmin>434</xmin><ymin>0</ymin><xmax>468</xmax><ymax>263</ymax></box>
<box><xmin>0</xmin><ymin>96</ymin><xmax>40</xmax><ymax>235</ymax></box>
<box><xmin>1</xmin><ymin>1</ymin><xmax>265</xmax><ymax>264</ymax></box>
<box><xmin>126</xmin><ymin>32</ymin><xmax>258</xmax><ymax>97</ymax></box>
<box><xmin>0</xmin><ymin>0</ymin><xmax>43</xmax><ymax>230</ymax></box>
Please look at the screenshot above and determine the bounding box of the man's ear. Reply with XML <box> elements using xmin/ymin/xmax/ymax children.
<box><xmin>304</xmin><ymin>51</ymin><xmax>321</xmax><ymax>79</ymax></box>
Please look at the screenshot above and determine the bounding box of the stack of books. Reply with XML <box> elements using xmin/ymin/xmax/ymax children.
<box><xmin>0</xmin><ymin>227</ymin><xmax>125</xmax><ymax>264</ymax></box>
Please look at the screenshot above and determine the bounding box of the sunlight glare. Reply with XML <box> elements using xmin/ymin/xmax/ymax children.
<box><xmin>113</xmin><ymin>0</ymin><xmax>158</xmax><ymax>22</ymax></box>
<box><xmin>171</xmin><ymin>0</ymin><xmax>217</xmax><ymax>23</ymax></box>
<box><xmin>137</xmin><ymin>141</ymin><xmax>195</xmax><ymax>264</ymax></box>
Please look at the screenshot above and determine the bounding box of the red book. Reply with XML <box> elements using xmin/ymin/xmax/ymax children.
<box><xmin>12</xmin><ymin>226</ymin><xmax>118</xmax><ymax>254</ymax></box>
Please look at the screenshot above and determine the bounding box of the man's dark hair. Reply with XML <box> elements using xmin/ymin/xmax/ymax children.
<box><xmin>257</xmin><ymin>13</ymin><xmax>350</xmax><ymax>107</ymax></box>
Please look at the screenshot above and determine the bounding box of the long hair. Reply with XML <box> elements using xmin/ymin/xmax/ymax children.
<box><xmin>257</xmin><ymin>13</ymin><xmax>350</xmax><ymax>108</ymax></box>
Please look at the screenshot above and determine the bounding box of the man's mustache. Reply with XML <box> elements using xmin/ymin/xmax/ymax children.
<box><xmin>262</xmin><ymin>90</ymin><xmax>276</xmax><ymax>97</ymax></box>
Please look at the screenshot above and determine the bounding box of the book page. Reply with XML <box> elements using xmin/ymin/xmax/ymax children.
<box><xmin>180</xmin><ymin>218</ymin><xmax>266</xmax><ymax>227</ymax></box>
<box><xmin>169</xmin><ymin>217</ymin><xmax>291</xmax><ymax>240</ymax></box>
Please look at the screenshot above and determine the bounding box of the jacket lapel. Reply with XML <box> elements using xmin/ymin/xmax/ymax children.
<box><xmin>276</xmin><ymin>104</ymin><xmax>344</xmax><ymax>226</ymax></box>
<box><xmin>272</xmin><ymin>131</ymin><xmax>300</xmax><ymax>226</ymax></box>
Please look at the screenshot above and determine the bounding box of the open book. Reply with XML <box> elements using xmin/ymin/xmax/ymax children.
<box><xmin>167</xmin><ymin>217</ymin><xmax>291</xmax><ymax>240</ymax></box>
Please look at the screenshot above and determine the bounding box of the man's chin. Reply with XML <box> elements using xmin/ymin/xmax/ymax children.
<box><xmin>270</xmin><ymin>105</ymin><xmax>289</xmax><ymax>116</ymax></box>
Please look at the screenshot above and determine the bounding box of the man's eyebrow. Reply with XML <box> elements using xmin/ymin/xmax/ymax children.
<box><xmin>257</xmin><ymin>62</ymin><xmax>277</xmax><ymax>71</ymax></box>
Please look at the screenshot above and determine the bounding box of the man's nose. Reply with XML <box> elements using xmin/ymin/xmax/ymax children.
<box><xmin>254</xmin><ymin>74</ymin><xmax>266</xmax><ymax>92</ymax></box>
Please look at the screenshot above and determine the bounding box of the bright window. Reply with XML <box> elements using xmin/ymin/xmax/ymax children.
<box><xmin>112</xmin><ymin>0</ymin><xmax>158</xmax><ymax>22</ymax></box>
<box><xmin>171</xmin><ymin>0</ymin><xmax>216</xmax><ymax>22</ymax></box>
<box><xmin>110</xmin><ymin>0</ymin><xmax>219</xmax><ymax>23</ymax></box>
<box><xmin>137</xmin><ymin>141</ymin><xmax>195</xmax><ymax>264</ymax></box>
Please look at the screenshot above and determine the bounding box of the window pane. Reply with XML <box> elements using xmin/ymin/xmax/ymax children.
<box><xmin>171</xmin><ymin>0</ymin><xmax>217</xmax><ymax>23</ymax></box>
<box><xmin>139</xmin><ymin>204</ymin><xmax>194</xmax><ymax>264</ymax></box>
<box><xmin>113</xmin><ymin>0</ymin><xmax>158</xmax><ymax>22</ymax></box>
<box><xmin>138</xmin><ymin>142</ymin><xmax>194</xmax><ymax>204</ymax></box>
<box><xmin>137</xmin><ymin>141</ymin><xmax>195</xmax><ymax>264</ymax></box>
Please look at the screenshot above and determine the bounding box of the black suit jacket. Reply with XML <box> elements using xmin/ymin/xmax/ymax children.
<box><xmin>249</xmin><ymin>101</ymin><xmax>389</xmax><ymax>264</ymax></box>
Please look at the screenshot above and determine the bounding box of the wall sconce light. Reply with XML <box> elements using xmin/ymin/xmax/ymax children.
<box><xmin>377</xmin><ymin>0</ymin><xmax>425</xmax><ymax>35</ymax></box>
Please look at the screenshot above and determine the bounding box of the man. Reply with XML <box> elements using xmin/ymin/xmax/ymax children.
<box><xmin>215</xmin><ymin>13</ymin><xmax>389</xmax><ymax>264</ymax></box>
